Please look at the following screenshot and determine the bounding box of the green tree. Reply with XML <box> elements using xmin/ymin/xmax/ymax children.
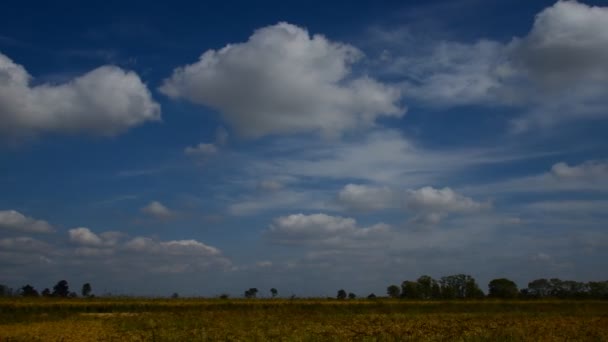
<box><xmin>588</xmin><ymin>281</ymin><xmax>608</xmax><ymax>299</ymax></box>
<box><xmin>81</xmin><ymin>283</ymin><xmax>92</xmax><ymax>297</ymax></box>
<box><xmin>527</xmin><ymin>278</ymin><xmax>550</xmax><ymax>298</ymax></box>
<box><xmin>387</xmin><ymin>285</ymin><xmax>400</xmax><ymax>298</ymax></box>
<box><xmin>417</xmin><ymin>275</ymin><xmax>439</xmax><ymax>299</ymax></box>
<box><xmin>348</xmin><ymin>292</ymin><xmax>356</xmax><ymax>299</ymax></box>
<box><xmin>0</xmin><ymin>284</ymin><xmax>12</xmax><ymax>297</ymax></box>
<box><xmin>337</xmin><ymin>289</ymin><xmax>347</xmax><ymax>300</ymax></box>
<box><xmin>20</xmin><ymin>284</ymin><xmax>39</xmax><ymax>297</ymax></box>
<box><xmin>244</xmin><ymin>288</ymin><xmax>258</xmax><ymax>298</ymax></box>
<box><xmin>52</xmin><ymin>280</ymin><xmax>69</xmax><ymax>297</ymax></box>
<box><xmin>41</xmin><ymin>288</ymin><xmax>51</xmax><ymax>297</ymax></box>
<box><xmin>367</xmin><ymin>293</ymin><xmax>377</xmax><ymax>299</ymax></box>
<box><xmin>401</xmin><ymin>281</ymin><xmax>421</xmax><ymax>299</ymax></box>
<box><xmin>488</xmin><ymin>278</ymin><xmax>518</xmax><ymax>298</ymax></box>
<box><xmin>270</xmin><ymin>288</ymin><xmax>278</xmax><ymax>298</ymax></box>
<box><xmin>440</xmin><ymin>274</ymin><xmax>484</xmax><ymax>299</ymax></box>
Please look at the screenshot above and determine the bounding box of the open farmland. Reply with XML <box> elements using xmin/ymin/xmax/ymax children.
<box><xmin>1</xmin><ymin>298</ymin><xmax>607</xmax><ymax>341</ymax></box>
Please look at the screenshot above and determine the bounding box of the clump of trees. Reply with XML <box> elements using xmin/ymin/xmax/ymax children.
<box><xmin>244</xmin><ymin>288</ymin><xmax>258</xmax><ymax>298</ymax></box>
<box><xmin>0</xmin><ymin>280</ymin><xmax>94</xmax><ymax>298</ymax></box>
<box><xmin>521</xmin><ymin>278</ymin><xmax>608</xmax><ymax>299</ymax></box>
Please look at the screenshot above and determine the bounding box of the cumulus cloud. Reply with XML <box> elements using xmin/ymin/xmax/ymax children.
<box><xmin>124</xmin><ymin>237</ymin><xmax>221</xmax><ymax>256</ymax></box>
<box><xmin>0</xmin><ymin>52</ymin><xmax>160</xmax><ymax>141</ymax></box>
<box><xmin>335</xmin><ymin>184</ymin><xmax>489</xmax><ymax>223</ymax></box>
<box><xmin>141</xmin><ymin>201</ymin><xmax>174</xmax><ymax>219</ymax></box>
<box><xmin>405</xmin><ymin>186</ymin><xmax>489</xmax><ymax>213</ymax></box>
<box><xmin>266</xmin><ymin>213</ymin><xmax>390</xmax><ymax>246</ymax></box>
<box><xmin>69</xmin><ymin>227</ymin><xmax>104</xmax><ymax>246</ymax></box>
<box><xmin>160</xmin><ymin>22</ymin><xmax>404</xmax><ymax>137</ymax></box>
<box><xmin>386</xmin><ymin>1</ymin><xmax>608</xmax><ymax>129</ymax></box>
<box><xmin>550</xmin><ymin>160</ymin><xmax>608</xmax><ymax>180</ymax></box>
<box><xmin>337</xmin><ymin>184</ymin><xmax>398</xmax><ymax>211</ymax></box>
<box><xmin>0</xmin><ymin>210</ymin><xmax>54</xmax><ymax>233</ymax></box>
<box><xmin>0</xmin><ymin>236</ymin><xmax>51</xmax><ymax>252</ymax></box>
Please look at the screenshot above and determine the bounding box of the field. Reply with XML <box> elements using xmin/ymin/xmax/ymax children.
<box><xmin>1</xmin><ymin>298</ymin><xmax>607</xmax><ymax>341</ymax></box>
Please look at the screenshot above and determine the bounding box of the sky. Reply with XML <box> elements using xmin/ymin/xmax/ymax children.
<box><xmin>1</xmin><ymin>0</ymin><xmax>607</xmax><ymax>297</ymax></box>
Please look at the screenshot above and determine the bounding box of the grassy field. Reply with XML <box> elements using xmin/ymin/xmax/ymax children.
<box><xmin>1</xmin><ymin>298</ymin><xmax>607</xmax><ymax>341</ymax></box>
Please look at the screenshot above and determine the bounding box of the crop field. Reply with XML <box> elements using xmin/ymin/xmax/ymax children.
<box><xmin>1</xmin><ymin>299</ymin><xmax>607</xmax><ymax>341</ymax></box>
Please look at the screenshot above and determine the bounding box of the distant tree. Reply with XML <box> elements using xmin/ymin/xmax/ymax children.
<box><xmin>244</xmin><ymin>288</ymin><xmax>258</xmax><ymax>298</ymax></box>
<box><xmin>21</xmin><ymin>284</ymin><xmax>39</xmax><ymax>297</ymax></box>
<box><xmin>68</xmin><ymin>292</ymin><xmax>78</xmax><ymax>298</ymax></box>
<box><xmin>367</xmin><ymin>293</ymin><xmax>377</xmax><ymax>299</ymax></box>
<box><xmin>41</xmin><ymin>288</ymin><xmax>51</xmax><ymax>297</ymax></box>
<box><xmin>401</xmin><ymin>281</ymin><xmax>421</xmax><ymax>299</ymax></box>
<box><xmin>387</xmin><ymin>285</ymin><xmax>401</xmax><ymax>299</ymax></box>
<box><xmin>527</xmin><ymin>278</ymin><xmax>550</xmax><ymax>298</ymax></box>
<box><xmin>417</xmin><ymin>275</ymin><xmax>439</xmax><ymax>299</ymax></box>
<box><xmin>440</xmin><ymin>274</ymin><xmax>484</xmax><ymax>299</ymax></box>
<box><xmin>348</xmin><ymin>292</ymin><xmax>356</xmax><ymax>299</ymax></box>
<box><xmin>52</xmin><ymin>280</ymin><xmax>69</xmax><ymax>297</ymax></box>
<box><xmin>0</xmin><ymin>284</ymin><xmax>12</xmax><ymax>297</ymax></box>
<box><xmin>588</xmin><ymin>281</ymin><xmax>608</xmax><ymax>299</ymax></box>
<box><xmin>337</xmin><ymin>289</ymin><xmax>347</xmax><ymax>300</ymax></box>
<box><xmin>270</xmin><ymin>288</ymin><xmax>278</xmax><ymax>298</ymax></box>
<box><xmin>81</xmin><ymin>283</ymin><xmax>92</xmax><ymax>298</ymax></box>
<box><xmin>171</xmin><ymin>292</ymin><xmax>179</xmax><ymax>299</ymax></box>
<box><xmin>488</xmin><ymin>278</ymin><xmax>518</xmax><ymax>298</ymax></box>
<box><xmin>219</xmin><ymin>293</ymin><xmax>230</xmax><ymax>299</ymax></box>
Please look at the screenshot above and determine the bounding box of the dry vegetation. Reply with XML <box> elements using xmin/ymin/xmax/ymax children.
<box><xmin>1</xmin><ymin>298</ymin><xmax>607</xmax><ymax>341</ymax></box>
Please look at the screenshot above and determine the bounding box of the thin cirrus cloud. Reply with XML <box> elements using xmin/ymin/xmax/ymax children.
<box><xmin>0</xmin><ymin>52</ymin><xmax>160</xmax><ymax>142</ymax></box>
<box><xmin>160</xmin><ymin>22</ymin><xmax>404</xmax><ymax>138</ymax></box>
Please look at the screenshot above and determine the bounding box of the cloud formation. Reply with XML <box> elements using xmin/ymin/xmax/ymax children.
<box><xmin>0</xmin><ymin>53</ymin><xmax>160</xmax><ymax>141</ymax></box>
<box><xmin>141</xmin><ymin>201</ymin><xmax>174</xmax><ymax>219</ymax></box>
<box><xmin>0</xmin><ymin>210</ymin><xmax>54</xmax><ymax>233</ymax></box>
<box><xmin>387</xmin><ymin>1</ymin><xmax>608</xmax><ymax>129</ymax></box>
<box><xmin>160</xmin><ymin>22</ymin><xmax>404</xmax><ymax>137</ymax></box>
<box><xmin>266</xmin><ymin>213</ymin><xmax>390</xmax><ymax>246</ymax></box>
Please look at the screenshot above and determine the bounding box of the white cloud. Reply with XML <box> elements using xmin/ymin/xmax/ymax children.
<box><xmin>512</xmin><ymin>0</ymin><xmax>608</xmax><ymax>87</ymax></box>
<box><xmin>337</xmin><ymin>184</ymin><xmax>398</xmax><ymax>211</ymax></box>
<box><xmin>68</xmin><ymin>227</ymin><xmax>104</xmax><ymax>246</ymax></box>
<box><xmin>228</xmin><ymin>190</ymin><xmax>336</xmax><ymax>216</ymax></box>
<box><xmin>383</xmin><ymin>1</ymin><xmax>608</xmax><ymax>129</ymax></box>
<box><xmin>0</xmin><ymin>210</ymin><xmax>54</xmax><ymax>233</ymax></box>
<box><xmin>184</xmin><ymin>143</ymin><xmax>218</xmax><ymax>156</ymax></box>
<box><xmin>335</xmin><ymin>184</ymin><xmax>489</xmax><ymax>221</ymax></box>
<box><xmin>266</xmin><ymin>213</ymin><xmax>390</xmax><ymax>246</ymax></box>
<box><xmin>405</xmin><ymin>186</ymin><xmax>488</xmax><ymax>213</ymax></box>
<box><xmin>550</xmin><ymin>160</ymin><xmax>608</xmax><ymax>180</ymax></box>
<box><xmin>141</xmin><ymin>201</ymin><xmax>174</xmax><ymax>219</ymax></box>
<box><xmin>160</xmin><ymin>22</ymin><xmax>404</xmax><ymax>137</ymax></box>
<box><xmin>0</xmin><ymin>236</ymin><xmax>51</xmax><ymax>252</ymax></box>
<box><xmin>125</xmin><ymin>237</ymin><xmax>221</xmax><ymax>256</ymax></box>
<box><xmin>0</xmin><ymin>53</ymin><xmax>161</xmax><ymax>141</ymax></box>
<box><xmin>465</xmin><ymin>160</ymin><xmax>608</xmax><ymax>194</ymax></box>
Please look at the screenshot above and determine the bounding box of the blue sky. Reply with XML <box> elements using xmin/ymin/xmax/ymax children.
<box><xmin>1</xmin><ymin>0</ymin><xmax>607</xmax><ymax>297</ymax></box>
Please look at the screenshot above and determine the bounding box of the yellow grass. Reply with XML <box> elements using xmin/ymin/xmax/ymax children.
<box><xmin>1</xmin><ymin>298</ymin><xmax>607</xmax><ymax>341</ymax></box>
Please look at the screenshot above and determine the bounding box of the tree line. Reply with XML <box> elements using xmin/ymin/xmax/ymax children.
<box><xmin>369</xmin><ymin>274</ymin><xmax>608</xmax><ymax>300</ymax></box>
<box><xmin>0</xmin><ymin>280</ymin><xmax>92</xmax><ymax>298</ymax></box>
<box><xmin>2</xmin><ymin>275</ymin><xmax>608</xmax><ymax>299</ymax></box>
